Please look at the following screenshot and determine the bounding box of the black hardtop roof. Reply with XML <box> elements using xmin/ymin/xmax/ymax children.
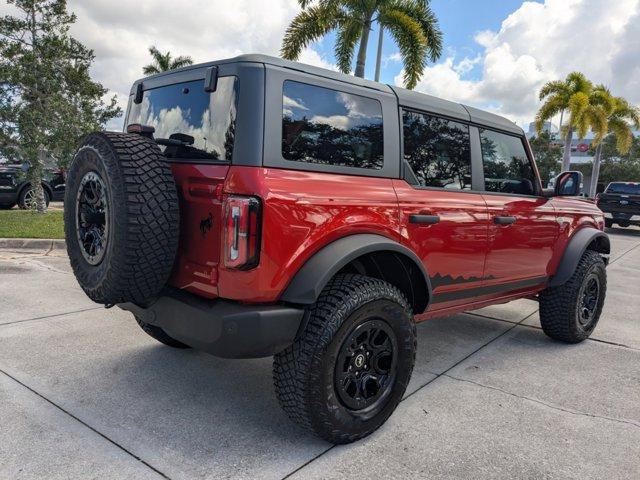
<box><xmin>132</xmin><ymin>53</ymin><xmax>523</xmax><ymax>135</ymax></box>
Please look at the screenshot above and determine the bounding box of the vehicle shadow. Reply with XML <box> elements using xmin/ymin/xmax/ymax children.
<box><xmin>82</xmin><ymin>313</ymin><xmax>517</xmax><ymax>477</ymax></box>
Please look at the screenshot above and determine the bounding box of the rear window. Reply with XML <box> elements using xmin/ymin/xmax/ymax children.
<box><xmin>281</xmin><ymin>80</ymin><xmax>383</xmax><ymax>170</ymax></box>
<box><xmin>606</xmin><ymin>183</ymin><xmax>640</xmax><ymax>194</ymax></box>
<box><xmin>126</xmin><ymin>77</ymin><xmax>238</xmax><ymax>162</ymax></box>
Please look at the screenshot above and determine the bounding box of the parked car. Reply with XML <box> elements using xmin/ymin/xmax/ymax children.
<box><xmin>596</xmin><ymin>181</ymin><xmax>640</xmax><ymax>228</ymax></box>
<box><xmin>0</xmin><ymin>163</ymin><xmax>65</xmax><ymax>209</ymax></box>
<box><xmin>64</xmin><ymin>54</ymin><xmax>609</xmax><ymax>444</ymax></box>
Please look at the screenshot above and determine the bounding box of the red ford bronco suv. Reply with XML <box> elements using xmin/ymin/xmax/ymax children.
<box><xmin>65</xmin><ymin>54</ymin><xmax>609</xmax><ymax>444</ymax></box>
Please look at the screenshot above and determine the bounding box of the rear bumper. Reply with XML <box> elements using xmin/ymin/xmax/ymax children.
<box><xmin>119</xmin><ymin>288</ymin><xmax>304</xmax><ymax>359</ymax></box>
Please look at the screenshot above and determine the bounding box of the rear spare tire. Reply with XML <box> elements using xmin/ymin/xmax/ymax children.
<box><xmin>64</xmin><ymin>132</ymin><xmax>180</xmax><ymax>306</ymax></box>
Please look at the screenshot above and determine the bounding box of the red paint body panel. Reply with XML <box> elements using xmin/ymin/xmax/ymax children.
<box><xmin>168</xmin><ymin>164</ymin><xmax>229</xmax><ymax>298</ymax></box>
<box><xmin>482</xmin><ymin>195</ymin><xmax>559</xmax><ymax>282</ymax></box>
<box><xmin>171</xmin><ymin>166</ymin><xmax>401</xmax><ymax>303</ymax></box>
<box><xmin>168</xmin><ymin>163</ymin><xmax>604</xmax><ymax>320</ymax></box>
<box><xmin>392</xmin><ymin>180</ymin><xmax>490</xmax><ymax>310</ymax></box>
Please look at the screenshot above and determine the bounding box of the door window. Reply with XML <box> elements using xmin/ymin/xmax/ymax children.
<box><xmin>402</xmin><ymin>111</ymin><xmax>472</xmax><ymax>190</ymax></box>
<box><xmin>281</xmin><ymin>81</ymin><xmax>384</xmax><ymax>170</ymax></box>
<box><xmin>479</xmin><ymin>129</ymin><xmax>536</xmax><ymax>195</ymax></box>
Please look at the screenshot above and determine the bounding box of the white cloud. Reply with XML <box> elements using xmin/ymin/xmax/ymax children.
<box><xmin>310</xmin><ymin>115</ymin><xmax>351</xmax><ymax>130</ymax></box>
<box><xmin>0</xmin><ymin>0</ymin><xmax>331</xmax><ymax>129</ymax></box>
<box><xmin>397</xmin><ymin>0</ymin><xmax>640</xmax><ymax>127</ymax></box>
<box><xmin>283</xmin><ymin>95</ymin><xmax>308</xmax><ymax>111</ymax></box>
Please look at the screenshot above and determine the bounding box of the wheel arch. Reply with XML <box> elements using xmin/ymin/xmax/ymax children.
<box><xmin>548</xmin><ymin>227</ymin><xmax>610</xmax><ymax>288</ymax></box>
<box><xmin>280</xmin><ymin>234</ymin><xmax>432</xmax><ymax>313</ymax></box>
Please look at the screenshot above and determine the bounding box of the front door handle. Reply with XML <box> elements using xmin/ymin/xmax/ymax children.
<box><xmin>494</xmin><ymin>215</ymin><xmax>517</xmax><ymax>225</ymax></box>
<box><xmin>409</xmin><ymin>214</ymin><xmax>440</xmax><ymax>225</ymax></box>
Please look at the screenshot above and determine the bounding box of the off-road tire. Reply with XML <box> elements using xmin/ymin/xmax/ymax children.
<box><xmin>273</xmin><ymin>274</ymin><xmax>416</xmax><ymax>444</ymax></box>
<box><xmin>18</xmin><ymin>187</ymin><xmax>50</xmax><ymax>209</ymax></box>
<box><xmin>135</xmin><ymin>315</ymin><xmax>190</xmax><ymax>349</ymax></box>
<box><xmin>604</xmin><ymin>219</ymin><xmax>613</xmax><ymax>228</ymax></box>
<box><xmin>539</xmin><ymin>250</ymin><xmax>607</xmax><ymax>343</ymax></box>
<box><xmin>65</xmin><ymin>132</ymin><xmax>180</xmax><ymax>306</ymax></box>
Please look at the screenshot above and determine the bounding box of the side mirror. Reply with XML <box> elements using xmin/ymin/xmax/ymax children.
<box><xmin>554</xmin><ymin>171</ymin><xmax>583</xmax><ymax>197</ymax></box>
<box><xmin>21</xmin><ymin>161</ymin><xmax>31</xmax><ymax>173</ymax></box>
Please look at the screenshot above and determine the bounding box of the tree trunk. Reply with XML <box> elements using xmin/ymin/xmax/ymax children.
<box><xmin>562</xmin><ymin>128</ymin><xmax>573</xmax><ymax>172</ymax></box>
<box><xmin>589</xmin><ymin>143</ymin><xmax>603</xmax><ymax>198</ymax></box>
<box><xmin>27</xmin><ymin>148</ymin><xmax>47</xmax><ymax>213</ymax></box>
<box><xmin>374</xmin><ymin>25</ymin><xmax>384</xmax><ymax>82</ymax></box>
<box><xmin>355</xmin><ymin>19</ymin><xmax>372</xmax><ymax>78</ymax></box>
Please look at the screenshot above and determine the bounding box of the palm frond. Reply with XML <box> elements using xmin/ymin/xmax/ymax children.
<box><xmin>171</xmin><ymin>55</ymin><xmax>193</xmax><ymax>69</ymax></box>
<box><xmin>384</xmin><ymin>0</ymin><xmax>443</xmax><ymax>62</ymax></box>
<box><xmin>535</xmin><ymin>96</ymin><xmax>564</xmax><ymax>134</ymax></box>
<box><xmin>379</xmin><ymin>9</ymin><xmax>426</xmax><ymax>89</ymax></box>
<box><xmin>334</xmin><ymin>19</ymin><xmax>361</xmax><ymax>73</ymax></box>
<box><xmin>568</xmin><ymin>91</ymin><xmax>590</xmax><ymax>138</ymax></box>
<box><xmin>584</xmin><ymin>106</ymin><xmax>608</xmax><ymax>145</ymax></box>
<box><xmin>281</xmin><ymin>4</ymin><xmax>342</xmax><ymax>60</ymax></box>
<box><xmin>608</xmin><ymin>118</ymin><xmax>634</xmax><ymax>154</ymax></box>
<box><xmin>538</xmin><ymin>80</ymin><xmax>567</xmax><ymax>101</ymax></box>
<box><xmin>142</xmin><ymin>65</ymin><xmax>161</xmax><ymax>75</ymax></box>
<box><xmin>611</xmin><ymin>97</ymin><xmax>640</xmax><ymax>130</ymax></box>
<box><xmin>565</xmin><ymin>71</ymin><xmax>591</xmax><ymax>94</ymax></box>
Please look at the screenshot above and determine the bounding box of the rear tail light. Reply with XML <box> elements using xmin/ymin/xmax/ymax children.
<box><xmin>223</xmin><ymin>195</ymin><xmax>261</xmax><ymax>269</ymax></box>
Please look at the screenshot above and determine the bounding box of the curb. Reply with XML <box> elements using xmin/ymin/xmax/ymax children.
<box><xmin>0</xmin><ymin>238</ymin><xmax>66</xmax><ymax>250</ymax></box>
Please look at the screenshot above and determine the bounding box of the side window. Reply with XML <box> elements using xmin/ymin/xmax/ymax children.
<box><xmin>479</xmin><ymin>129</ymin><xmax>537</xmax><ymax>195</ymax></box>
<box><xmin>402</xmin><ymin>111</ymin><xmax>472</xmax><ymax>189</ymax></box>
<box><xmin>282</xmin><ymin>80</ymin><xmax>383</xmax><ymax>170</ymax></box>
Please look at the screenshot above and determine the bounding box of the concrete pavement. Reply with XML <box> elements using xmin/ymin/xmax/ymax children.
<box><xmin>1</xmin><ymin>227</ymin><xmax>639</xmax><ymax>479</ymax></box>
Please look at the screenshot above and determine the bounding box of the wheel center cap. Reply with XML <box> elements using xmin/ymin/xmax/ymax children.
<box><xmin>354</xmin><ymin>354</ymin><xmax>365</xmax><ymax>368</ymax></box>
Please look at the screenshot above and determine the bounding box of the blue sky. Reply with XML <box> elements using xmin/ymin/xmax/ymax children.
<box><xmin>311</xmin><ymin>0</ymin><xmax>542</xmax><ymax>85</ymax></box>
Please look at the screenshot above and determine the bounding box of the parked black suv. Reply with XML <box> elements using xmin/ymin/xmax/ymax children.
<box><xmin>0</xmin><ymin>164</ymin><xmax>65</xmax><ymax>209</ymax></box>
<box><xmin>597</xmin><ymin>182</ymin><xmax>640</xmax><ymax>228</ymax></box>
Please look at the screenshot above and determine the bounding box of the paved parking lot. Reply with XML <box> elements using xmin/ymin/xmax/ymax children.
<box><xmin>1</xmin><ymin>228</ymin><xmax>639</xmax><ymax>479</ymax></box>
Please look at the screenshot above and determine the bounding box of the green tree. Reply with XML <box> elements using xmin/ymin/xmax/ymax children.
<box><xmin>589</xmin><ymin>95</ymin><xmax>640</xmax><ymax>195</ymax></box>
<box><xmin>536</xmin><ymin>72</ymin><xmax>593</xmax><ymax>172</ymax></box>
<box><xmin>529</xmin><ymin>131</ymin><xmax>562</xmax><ymax>186</ymax></box>
<box><xmin>0</xmin><ymin>0</ymin><xmax>121</xmax><ymax>212</ymax></box>
<box><xmin>281</xmin><ymin>0</ymin><xmax>443</xmax><ymax>89</ymax></box>
<box><xmin>143</xmin><ymin>46</ymin><xmax>193</xmax><ymax>75</ymax></box>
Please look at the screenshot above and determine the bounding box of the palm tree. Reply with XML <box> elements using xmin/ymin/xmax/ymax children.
<box><xmin>536</xmin><ymin>72</ymin><xmax>593</xmax><ymax>171</ymax></box>
<box><xmin>143</xmin><ymin>46</ymin><xmax>193</xmax><ymax>75</ymax></box>
<box><xmin>281</xmin><ymin>0</ymin><xmax>443</xmax><ymax>89</ymax></box>
<box><xmin>589</xmin><ymin>95</ymin><xmax>640</xmax><ymax>196</ymax></box>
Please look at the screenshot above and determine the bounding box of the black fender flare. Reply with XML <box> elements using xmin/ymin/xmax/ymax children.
<box><xmin>548</xmin><ymin>227</ymin><xmax>610</xmax><ymax>288</ymax></box>
<box><xmin>280</xmin><ymin>233</ymin><xmax>432</xmax><ymax>312</ymax></box>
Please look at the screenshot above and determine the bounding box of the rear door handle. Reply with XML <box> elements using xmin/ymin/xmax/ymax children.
<box><xmin>409</xmin><ymin>214</ymin><xmax>440</xmax><ymax>225</ymax></box>
<box><xmin>494</xmin><ymin>215</ymin><xmax>517</xmax><ymax>225</ymax></box>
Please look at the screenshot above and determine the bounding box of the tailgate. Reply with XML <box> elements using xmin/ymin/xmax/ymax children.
<box><xmin>168</xmin><ymin>164</ymin><xmax>230</xmax><ymax>298</ymax></box>
<box><xmin>598</xmin><ymin>193</ymin><xmax>640</xmax><ymax>214</ymax></box>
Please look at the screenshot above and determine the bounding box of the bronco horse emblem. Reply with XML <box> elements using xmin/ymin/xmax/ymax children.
<box><xmin>199</xmin><ymin>213</ymin><xmax>213</xmax><ymax>237</ymax></box>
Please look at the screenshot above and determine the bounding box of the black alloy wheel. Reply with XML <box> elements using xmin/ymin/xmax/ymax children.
<box><xmin>75</xmin><ymin>171</ymin><xmax>109</xmax><ymax>266</ymax></box>
<box><xmin>335</xmin><ymin>319</ymin><xmax>397</xmax><ymax>415</ymax></box>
